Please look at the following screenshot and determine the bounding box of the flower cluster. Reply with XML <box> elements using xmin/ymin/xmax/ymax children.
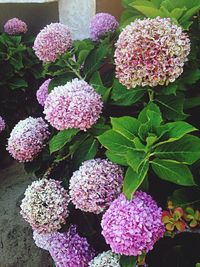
<box><xmin>33</xmin><ymin>23</ymin><xmax>72</xmax><ymax>62</ymax></box>
<box><xmin>20</xmin><ymin>179</ymin><xmax>70</xmax><ymax>233</ymax></box>
<box><xmin>101</xmin><ymin>191</ymin><xmax>165</xmax><ymax>256</ymax></box>
<box><xmin>69</xmin><ymin>159</ymin><xmax>123</xmax><ymax>214</ymax></box>
<box><xmin>0</xmin><ymin>116</ymin><xmax>5</xmax><ymax>133</ymax></box>
<box><xmin>115</xmin><ymin>17</ymin><xmax>190</xmax><ymax>89</ymax></box>
<box><xmin>44</xmin><ymin>79</ymin><xmax>103</xmax><ymax>131</ymax></box>
<box><xmin>7</xmin><ymin>117</ymin><xmax>49</xmax><ymax>162</ymax></box>
<box><xmin>89</xmin><ymin>251</ymin><xmax>120</xmax><ymax>267</ymax></box>
<box><xmin>4</xmin><ymin>17</ymin><xmax>27</xmax><ymax>35</ymax></box>
<box><xmin>33</xmin><ymin>225</ymin><xmax>95</xmax><ymax>267</ymax></box>
<box><xmin>36</xmin><ymin>78</ymin><xmax>52</xmax><ymax>106</ymax></box>
<box><xmin>89</xmin><ymin>13</ymin><xmax>119</xmax><ymax>41</ymax></box>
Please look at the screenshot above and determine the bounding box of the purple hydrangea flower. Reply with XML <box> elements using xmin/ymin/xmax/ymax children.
<box><xmin>101</xmin><ymin>191</ymin><xmax>165</xmax><ymax>256</ymax></box>
<box><xmin>33</xmin><ymin>23</ymin><xmax>72</xmax><ymax>62</ymax></box>
<box><xmin>115</xmin><ymin>17</ymin><xmax>190</xmax><ymax>89</ymax></box>
<box><xmin>33</xmin><ymin>225</ymin><xmax>95</xmax><ymax>267</ymax></box>
<box><xmin>36</xmin><ymin>78</ymin><xmax>52</xmax><ymax>106</ymax></box>
<box><xmin>7</xmin><ymin>117</ymin><xmax>50</xmax><ymax>162</ymax></box>
<box><xmin>4</xmin><ymin>17</ymin><xmax>27</xmax><ymax>35</ymax></box>
<box><xmin>90</xmin><ymin>13</ymin><xmax>119</xmax><ymax>41</ymax></box>
<box><xmin>0</xmin><ymin>116</ymin><xmax>5</xmax><ymax>133</ymax></box>
<box><xmin>20</xmin><ymin>179</ymin><xmax>70</xmax><ymax>234</ymax></box>
<box><xmin>44</xmin><ymin>79</ymin><xmax>103</xmax><ymax>131</ymax></box>
<box><xmin>69</xmin><ymin>159</ymin><xmax>123</xmax><ymax>214</ymax></box>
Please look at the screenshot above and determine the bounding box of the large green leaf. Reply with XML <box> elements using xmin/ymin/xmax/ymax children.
<box><xmin>120</xmin><ymin>255</ymin><xmax>137</xmax><ymax>267</ymax></box>
<box><xmin>129</xmin><ymin>4</ymin><xmax>165</xmax><ymax>17</ymax></box>
<box><xmin>151</xmin><ymin>159</ymin><xmax>196</xmax><ymax>186</ymax></box>
<box><xmin>126</xmin><ymin>149</ymin><xmax>147</xmax><ymax>172</ymax></box>
<box><xmin>111</xmin><ymin>79</ymin><xmax>145</xmax><ymax>106</ymax></box>
<box><xmin>154</xmin><ymin>135</ymin><xmax>200</xmax><ymax>164</ymax></box>
<box><xmin>123</xmin><ymin>161</ymin><xmax>149</xmax><ymax>200</ymax></box>
<box><xmin>73</xmin><ymin>137</ymin><xmax>98</xmax><ymax>167</ymax></box>
<box><xmin>106</xmin><ymin>150</ymin><xmax>128</xmax><ymax>166</ymax></box>
<box><xmin>111</xmin><ymin>116</ymin><xmax>140</xmax><ymax>140</ymax></box>
<box><xmin>170</xmin><ymin>188</ymin><xmax>200</xmax><ymax>208</ymax></box>
<box><xmin>138</xmin><ymin>102</ymin><xmax>162</xmax><ymax>123</ymax></box>
<box><xmin>155</xmin><ymin>121</ymin><xmax>197</xmax><ymax>146</ymax></box>
<box><xmin>98</xmin><ymin>130</ymin><xmax>134</xmax><ymax>153</ymax></box>
<box><xmin>90</xmin><ymin>72</ymin><xmax>110</xmax><ymax>102</ymax></box>
<box><xmin>49</xmin><ymin>129</ymin><xmax>79</xmax><ymax>154</ymax></box>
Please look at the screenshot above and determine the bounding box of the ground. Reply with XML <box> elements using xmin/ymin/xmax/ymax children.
<box><xmin>0</xmin><ymin>162</ymin><xmax>53</xmax><ymax>267</ymax></box>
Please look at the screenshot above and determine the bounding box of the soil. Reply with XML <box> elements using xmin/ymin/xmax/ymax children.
<box><xmin>0</xmin><ymin>162</ymin><xmax>53</xmax><ymax>267</ymax></box>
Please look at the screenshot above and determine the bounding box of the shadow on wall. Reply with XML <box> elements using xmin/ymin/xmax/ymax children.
<box><xmin>0</xmin><ymin>2</ymin><xmax>59</xmax><ymax>34</ymax></box>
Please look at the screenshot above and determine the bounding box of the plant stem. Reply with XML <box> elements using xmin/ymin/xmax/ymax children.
<box><xmin>65</xmin><ymin>61</ymin><xmax>83</xmax><ymax>79</ymax></box>
<box><xmin>148</xmin><ymin>89</ymin><xmax>154</xmax><ymax>102</ymax></box>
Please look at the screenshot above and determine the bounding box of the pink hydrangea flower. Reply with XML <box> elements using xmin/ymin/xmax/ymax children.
<box><xmin>44</xmin><ymin>79</ymin><xmax>103</xmax><ymax>131</ymax></box>
<box><xmin>33</xmin><ymin>23</ymin><xmax>72</xmax><ymax>62</ymax></box>
<box><xmin>20</xmin><ymin>179</ymin><xmax>70</xmax><ymax>234</ymax></box>
<box><xmin>69</xmin><ymin>159</ymin><xmax>123</xmax><ymax>214</ymax></box>
<box><xmin>7</xmin><ymin>117</ymin><xmax>49</xmax><ymax>162</ymax></box>
<box><xmin>101</xmin><ymin>191</ymin><xmax>165</xmax><ymax>256</ymax></box>
<box><xmin>115</xmin><ymin>17</ymin><xmax>190</xmax><ymax>89</ymax></box>
<box><xmin>90</xmin><ymin>13</ymin><xmax>119</xmax><ymax>41</ymax></box>
<box><xmin>4</xmin><ymin>17</ymin><xmax>27</xmax><ymax>35</ymax></box>
<box><xmin>0</xmin><ymin>116</ymin><xmax>5</xmax><ymax>133</ymax></box>
<box><xmin>33</xmin><ymin>225</ymin><xmax>95</xmax><ymax>267</ymax></box>
<box><xmin>36</xmin><ymin>78</ymin><xmax>52</xmax><ymax>106</ymax></box>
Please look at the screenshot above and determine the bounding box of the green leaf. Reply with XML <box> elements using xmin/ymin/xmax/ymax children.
<box><xmin>123</xmin><ymin>161</ymin><xmax>149</xmax><ymax>200</ymax></box>
<box><xmin>89</xmin><ymin>118</ymin><xmax>111</xmax><ymax>136</ymax></box>
<box><xmin>129</xmin><ymin>4</ymin><xmax>165</xmax><ymax>18</ymax></box>
<box><xmin>151</xmin><ymin>159</ymin><xmax>196</xmax><ymax>186</ymax></box>
<box><xmin>170</xmin><ymin>7</ymin><xmax>187</xmax><ymax>20</ymax></box>
<box><xmin>155</xmin><ymin>94</ymin><xmax>187</xmax><ymax>121</ymax></box>
<box><xmin>120</xmin><ymin>255</ymin><xmax>137</xmax><ymax>267</ymax></box>
<box><xmin>90</xmin><ymin>72</ymin><xmax>110</xmax><ymax>102</ymax></box>
<box><xmin>73</xmin><ymin>137</ymin><xmax>98</xmax><ymax>167</ymax></box>
<box><xmin>170</xmin><ymin>188</ymin><xmax>200</xmax><ymax>208</ymax></box>
<box><xmin>138</xmin><ymin>102</ymin><xmax>162</xmax><ymax>123</ymax></box>
<box><xmin>158</xmin><ymin>83</ymin><xmax>178</xmax><ymax>96</ymax></box>
<box><xmin>49</xmin><ymin>129</ymin><xmax>79</xmax><ymax>154</ymax></box>
<box><xmin>9</xmin><ymin>78</ymin><xmax>28</xmax><ymax>90</ymax></box>
<box><xmin>106</xmin><ymin>150</ymin><xmax>128</xmax><ymax>166</ymax></box>
<box><xmin>126</xmin><ymin>149</ymin><xmax>147</xmax><ymax>172</ymax></box>
<box><xmin>155</xmin><ymin>121</ymin><xmax>197</xmax><ymax>146</ymax></box>
<box><xmin>121</xmin><ymin>0</ymin><xmax>134</xmax><ymax>8</ymax></box>
<box><xmin>181</xmin><ymin>69</ymin><xmax>200</xmax><ymax>85</ymax></box>
<box><xmin>48</xmin><ymin>73</ymin><xmax>76</xmax><ymax>93</ymax></box>
<box><xmin>77</xmin><ymin>49</ymin><xmax>90</xmax><ymax>64</ymax></box>
<box><xmin>196</xmin><ymin>264</ymin><xmax>200</xmax><ymax>267</ymax></box>
<box><xmin>179</xmin><ymin>5</ymin><xmax>200</xmax><ymax>24</ymax></box>
<box><xmin>111</xmin><ymin>116</ymin><xmax>140</xmax><ymax>140</ymax></box>
<box><xmin>155</xmin><ymin>135</ymin><xmax>200</xmax><ymax>164</ymax></box>
<box><xmin>111</xmin><ymin>79</ymin><xmax>145</xmax><ymax>106</ymax></box>
<box><xmin>98</xmin><ymin>130</ymin><xmax>134</xmax><ymax>153</ymax></box>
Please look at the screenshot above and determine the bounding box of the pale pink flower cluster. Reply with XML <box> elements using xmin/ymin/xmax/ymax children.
<box><xmin>69</xmin><ymin>159</ymin><xmax>123</xmax><ymax>214</ymax></box>
<box><xmin>33</xmin><ymin>23</ymin><xmax>72</xmax><ymax>62</ymax></box>
<box><xmin>36</xmin><ymin>78</ymin><xmax>52</xmax><ymax>106</ymax></box>
<box><xmin>7</xmin><ymin>117</ymin><xmax>49</xmax><ymax>162</ymax></box>
<box><xmin>20</xmin><ymin>179</ymin><xmax>70</xmax><ymax>233</ymax></box>
<box><xmin>101</xmin><ymin>191</ymin><xmax>165</xmax><ymax>256</ymax></box>
<box><xmin>44</xmin><ymin>79</ymin><xmax>103</xmax><ymax>131</ymax></box>
<box><xmin>89</xmin><ymin>250</ymin><xmax>120</xmax><ymax>267</ymax></box>
<box><xmin>115</xmin><ymin>17</ymin><xmax>190</xmax><ymax>89</ymax></box>
<box><xmin>33</xmin><ymin>225</ymin><xmax>95</xmax><ymax>267</ymax></box>
<box><xmin>4</xmin><ymin>17</ymin><xmax>27</xmax><ymax>35</ymax></box>
<box><xmin>0</xmin><ymin>116</ymin><xmax>5</xmax><ymax>133</ymax></box>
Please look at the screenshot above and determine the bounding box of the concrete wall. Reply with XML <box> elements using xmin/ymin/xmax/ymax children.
<box><xmin>0</xmin><ymin>2</ymin><xmax>59</xmax><ymax>34</ymax></box>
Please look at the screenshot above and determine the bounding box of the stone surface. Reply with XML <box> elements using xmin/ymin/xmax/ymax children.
<box><xmin>0</xmin><ymin>162</ymin><xmax>53</xmax><ymax>267</ymax></box>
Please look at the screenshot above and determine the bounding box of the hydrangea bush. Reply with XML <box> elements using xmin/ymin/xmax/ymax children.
<box><xmin>5</xmin><ymin>1</ymin><xmax>200</xmax><ymax>266</ymax></box>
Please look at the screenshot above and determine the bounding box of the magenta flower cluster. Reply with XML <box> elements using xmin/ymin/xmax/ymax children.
<box><xmin>69</xmin><ymin>159</ymin><xmax>123</xmax><ymax>214</ymax></box>
<box><xmin>20</xmin><ymin>179</ymin><xmax>70</xmax><ymax>233</ymax></box>
<box><xmin>0</xmin><ymin>116</ymin><xmax>5</xmax><ymax>133</ymax></box>
<box><xmin>7</xmin><ymin>117</ymin><xmax>49</xmax><ymax>162</ymax></box>
<box><xmin>90</xmin><ymin>13</ymin><xmax>119</xmax><ymax>41</ymax></box>
<box><xmin>101</xmin><ymin>191</ymin><xmax>165</xmax><ymax>256</ymax></box>
<box><xmin>4</xmin><ymin>17</ymin><xmax>27</xmax><ymax>35</ymax></box>
<box><xmin>33</xmin><ymin>225</ymin><xmax>95</xmax><ymax>267</ymax></box>
<box><xmin>36</xmin><ymin>78</ymin><xmax>52</xmax><ymax>106</ymax></box>
<box><xmin>115</xmin><ymin>17</ymin><xmax>190</xmax><ymax>89</ymax></box>
<box><xmin>44</xmin><ymin>79</ymin><xmax>103</xmax><ymax>131</ymax></box>
<box><xmin>33</xmin><ymin>23</ymin><xmax>72</xmax><ymax>62</ymax></box>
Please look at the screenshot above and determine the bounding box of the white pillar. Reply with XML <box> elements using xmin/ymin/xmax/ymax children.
<box><xmin>58</xmin><ymin>0</ymin><xmax>96</xmax><ymax>40</ymax></box>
